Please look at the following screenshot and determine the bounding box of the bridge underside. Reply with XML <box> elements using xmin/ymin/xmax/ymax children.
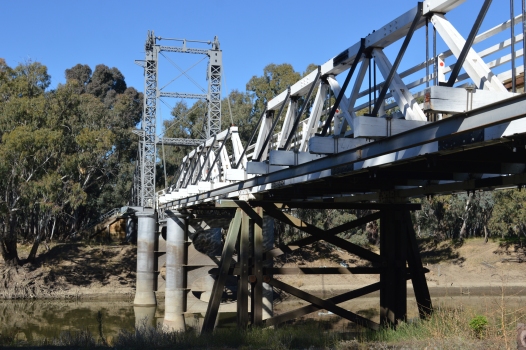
<box><xmin>155</xmin><ymin>95</ymin><xmax>526</xmax><ymax>331</ymax></box>
<box><xmin>135</xmin><ymin>0</ymin><xmax>526</xmax><ymax>332</ymax></box>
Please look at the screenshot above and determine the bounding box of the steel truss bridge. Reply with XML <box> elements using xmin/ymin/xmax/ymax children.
<box><xmin>132</xmin><ymin>0</ymin><xmax>526</xmax><ymax>332</ymax></box>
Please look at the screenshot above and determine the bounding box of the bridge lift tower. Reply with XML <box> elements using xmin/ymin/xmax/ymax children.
<box><xmin>134</xmin><ymin>31</ymin><xmax>222</xmax><ymax>208</ymax></box>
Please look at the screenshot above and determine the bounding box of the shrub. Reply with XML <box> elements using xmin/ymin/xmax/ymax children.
<box><xmin>468</xmin><ymin>315</ymin><xmax>488</xmax><ymax>338</ymax></box>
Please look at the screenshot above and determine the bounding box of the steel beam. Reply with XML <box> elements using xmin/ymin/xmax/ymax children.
<box><xmin>159</xmin><ymin>92</ymin><xmax>207</xmax><ymax>99</ymax></box>
<box><xmin>157</xmin><ymin>138</ymin><xmax>205</xmax><ymax>146</ymax></box>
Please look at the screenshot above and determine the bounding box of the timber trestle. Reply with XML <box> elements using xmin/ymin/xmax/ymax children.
<box><xmin>200</xmin><ymin>200</ymin><xmax>431</xmax><ymax>331</ymax></box>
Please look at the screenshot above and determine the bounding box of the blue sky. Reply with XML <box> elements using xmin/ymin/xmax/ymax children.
<box><xmin>1</xmin><ymin>0</ymin><xmax>520</xmax><ymax>110</ymax></box>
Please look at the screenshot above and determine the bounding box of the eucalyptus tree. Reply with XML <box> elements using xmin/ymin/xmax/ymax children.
<box><xmin>0</xmin><ymin>59</ymin><xmax>142</xmax><ymax>266</ymax></box>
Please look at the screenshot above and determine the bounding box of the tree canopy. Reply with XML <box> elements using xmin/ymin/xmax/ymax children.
<box><xmin>0</xmin><ymin>59</ymin><xmax>142</xmax><ymax>266</ymax></box>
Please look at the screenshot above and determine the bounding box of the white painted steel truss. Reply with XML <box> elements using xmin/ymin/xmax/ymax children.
<box><xmin>158</xmin><ymin>0</ymin><xmax>526</xmax><ymax>209</ymax></box>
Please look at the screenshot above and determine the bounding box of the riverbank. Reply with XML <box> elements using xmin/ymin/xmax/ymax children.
<box><xmin>0</xmin><ymin>238</ymin><xmax>524</xmax><ymax>301</ymax></box>
<box><xmin>0</xmin><ymin>243</ymin><xmax>136</xmax><ymax>300</ymax></box>
<box><xmin>274</xmin><ymin>237</ymin><xmax>526</xmax><ymax>298</ymax></box>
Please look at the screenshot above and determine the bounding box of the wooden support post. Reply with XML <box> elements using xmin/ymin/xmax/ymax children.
<box><xmin>251</xmin><ymin>207</ymin><xmax>263</xmax><ymax>326</ymax></box>
<box><xmin>202</xmin><ymin>209</ymin><xmax>242</xmax><ymax>333</ymax></box>
<box><xmin>237</xmin><ymin>211</ymin><xmax>250</xmax><ymax>328</ymax></box>
<box><xmin>405</xmin><ymin>211</ymin><xmax>433</xmax><ymax>319</ymax></box>
<box><xmin>380</xmin><ymin>206</ymin><xmax>408</xmax><ymax>326</ymax></box>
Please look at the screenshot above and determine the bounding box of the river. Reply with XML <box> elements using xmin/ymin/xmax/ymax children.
<box><xmin>0</xmin><ymin>288</ymin><xmax>524</xmax><ymax>343</ymax></box>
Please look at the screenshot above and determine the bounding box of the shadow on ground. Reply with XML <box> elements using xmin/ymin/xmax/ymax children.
<box><xmin>29</xmin><ymin>243</ymin><xmax>136</xmax><ymax>288</ymax></box>
<box><xmin>418</xmin><ymin>238</ymin><xmax>462</xmax><ymax>264</ymax></box>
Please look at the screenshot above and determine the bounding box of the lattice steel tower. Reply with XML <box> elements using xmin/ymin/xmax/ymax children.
<box><xmin>135</xmin><ymin>32</ymin><xmax>222</xmax><ymax>208</ymax></box>
<box><xmin>140</xmin><ymin>31</ymin><xmax>158</xmax><ymax>208</ymax></box>
<box><xmin>207</xmin><ymin>37</ymin><xmax>222</xmax><ymax>139</ymax></box>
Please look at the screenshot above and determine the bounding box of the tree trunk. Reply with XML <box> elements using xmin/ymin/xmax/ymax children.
<box><xmin>0</xmin><ymin>212</ymin><xmax>20</xmax><ymax>266</ymax></box>
<box><xmin>459</xmin><ymin>193</ymin><xmax>474</xmax><ymax>240</ymax></box>
<box><xmin>49</xmin><ymin>217</ymin><xmax>56</xmax><ymax>241</ymax></box>
<box><xmin>484</xmin><ymin>225</ymin><xmax>489</xmax><ymax>243</ymax></box>
<box><xmin>27</xmin><ymin>230</ymin><xmax>43</xmax><ymax>263</ymax></box>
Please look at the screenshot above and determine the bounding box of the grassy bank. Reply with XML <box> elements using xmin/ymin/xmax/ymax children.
<box><xmin>1</xmin><ymin>299</ymin><xmax>523</xmax><ymax>350</ymax></box>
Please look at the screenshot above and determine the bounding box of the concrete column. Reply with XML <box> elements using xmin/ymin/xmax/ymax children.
<box><xmin>134</xmin><ymin>210</ymin><xmax>157</xmax><ymax>306</ymax></box>
<box><xmin>164</xmin><ymin>210</ymin><xmax>187</xmax><ymax>331</ymax></box>
<box><xmin>262</xmin><ymin>215</ymin><xmax>274</xmax><ymax>320</ymax></box>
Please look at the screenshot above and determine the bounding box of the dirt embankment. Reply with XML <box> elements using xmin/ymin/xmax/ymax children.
<box><xmin>0</xmin><ymin>243</ymin><xmax>136</xmax><ymax>300</ymax></box>
<box><xmin>274</xmin><ymin>238</ymin><xmax>526</xmax><ymax>295</ymax></box>
<box><xmin>0</xmin><ymin>238</ymin><xmax>524</xmax><ymax>301</ymax></box>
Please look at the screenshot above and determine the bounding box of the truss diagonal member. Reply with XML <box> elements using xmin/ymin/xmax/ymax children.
<box><xmin>193</xmin><ymin>136</ymin><xmax>216</xmax><ymax>185</ymax></box>
<box><xmin>445</xmin><ymin>0</ymin><xmax>493</xmax><ymax>87</ymax></box>
<box><xmin>431</xmin><ymin>13</ymin><xmax>507</xmax><ymax>91</ymax></box>
<box><xmin>276</xmin><ymin>99</ymin><xmax>297</xmax><ymax>150</ymax></box>
<box><xmin>371</xmin><ymin>2</ymin><xmax>424</xmax><ymax>118</ymax></box>
<box><xmin>235</xmin><ymin>105</ymin><xmax>267</xmax><ymax>169</ymax></box>
<box><xmin>231</xmin><ymin>131</ymin><xmax>247</xmax><ymax>170</ymax></box>
<box><xmin>372</xmin><ymin>48</ymin><xmax>427</xmax><ymax>121</ymax></box>
<box><xmin>266</xmin><ymin>277</ymin><xmax>379</xmax><ymax>330</ymax></box>
<box><xmin>256</xmin><ymin>89</ymin><xmax>291</xmax><ymax>161</ymax></box>
<box><xmin>321</xmin><ymin>40</ymin><xmax>365</xmax><ymax>136</ymax></box>
<box><xmin>326</xmin><ymin>77</ymin><xmax>353</xmax><ymax>136</ymax></box>
<box><xmin>299</xmin><ymin>81</ymin><xmax>329</xmax><ymax>151</ymax></box>
<box><xmin>171</xmin><ymin>154</ymin><xmax>189</xmax><ymax>189</ymax></box>
<box><xmin>202</xmin><ymin>209</ymin><xmax>242</xmax><ymax>333</ymax></box>
<box><xmin>282</xmin><ymin>67</ymin><xmax>322</xmax><ymax>150</ymax></box>
<box><xmin>206</xmin><ymin>130</ymin><xmax>231</xmax><ymax>181</ymax></box>
<box><xmin>262</xmin><ymin>207</ymin><xmax>381</xmax><ymax>263</ymax></box>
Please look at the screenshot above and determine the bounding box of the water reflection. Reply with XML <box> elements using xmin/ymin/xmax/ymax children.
<box><xmin>0</xmin><ymin>300</ymin><xmax>136</xmax><ymax>343</ymax></box>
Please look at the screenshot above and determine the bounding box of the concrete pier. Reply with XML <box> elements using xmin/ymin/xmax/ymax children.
<box><xmin>134</xmin><ymin>210</ymin><xmax>157</xmax><ymax>306</ymax></box>
<box><xmin>164</xmin><ymin>210</ymin><xmax>187</xmax><ymax>331</ymax></box>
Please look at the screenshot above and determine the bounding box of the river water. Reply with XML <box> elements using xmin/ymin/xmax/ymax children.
<box><xmin>0</xmin><ymin>289</ymin><xmax>524</xmax><ymax>344</ymax></box>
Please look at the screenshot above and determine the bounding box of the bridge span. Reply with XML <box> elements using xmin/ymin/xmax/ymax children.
<box><xmin>132</xmin><ymin>0</ymin><xmax>526</xmax><ymax>332</ymax></box>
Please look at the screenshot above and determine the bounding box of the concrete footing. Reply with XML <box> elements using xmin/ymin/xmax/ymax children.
<box><xmin>134</xmin><ymin>305</ymin><xmax>156</xmax><ymax>329</ymax></box>
<box><xmin>134</xmin><ymin>210</ymin><xmax>157</xmax><ymax>306</ymax></box>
